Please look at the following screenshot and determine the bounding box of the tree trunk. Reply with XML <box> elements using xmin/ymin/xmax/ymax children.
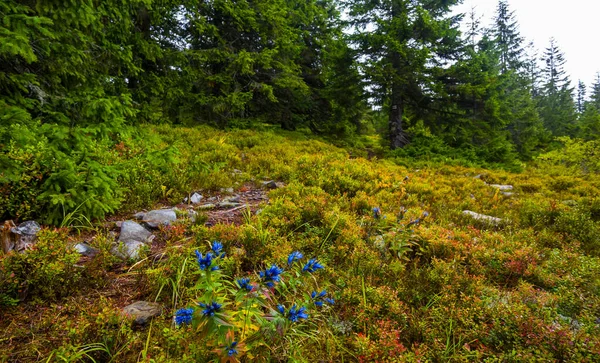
<box><xmin>389</xmin><ymin>1</ymin><xmax>409</xmax><ymax>150</ymax></box>
<box><xmin>389</xmin><ymin>56</ymin><xmax>409</xmax><ymax>149</ymax></box>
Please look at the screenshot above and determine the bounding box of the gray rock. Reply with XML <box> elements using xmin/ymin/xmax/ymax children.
<box><xmin>111</xmin><ymin>240</ymin><xmax>147</xmax><ymax>260</ymax></box>
<box><xmin>219</xmin><ymin>202</ymin><xmax>242</xmax><ymax>208</ymax></box>
<box><xmin>122</xmin><ymin>301</ymin><xmax>162</xmax><ymax>325</ymax></box>
<box><xmin>11</xmin><ymin>221</ymin><xmax>41</xmax><ymax>236</ymax></box>
<box><xmin>489</xmin><ymin>184</ymin><xmax>513</xmax><ymax>191</ymax></box>
<box><xmin>263</xmin><ymin>180</ymin><xmax>278</xmax><ymax>189</ymax></box>
<box><xmin>119</xmin><ymin>221</ymin><xmax>153</xmax><ymax>243</ymax></box>
<box><xmin>9</xmin><ymin>220</ymin><xmax>41</xmax><ymax>252</ymax></box>
<box><xmin>74</xmin><ymin>243</ymin><xmax>99</xmax><ymax>257</ymax></box>
<box><xmin>501</xmin><ymin>192</ymin><xmax>515</xmax><ymax>197</ymax></box>
<box><xmin>222</xmin><ymin>195</ymin><xmax>241</xmax><ymax>203</ymax></box>
<box><xmin>190</xmin><ymin>193</ymin><xmax>203</xmax><ymax>204</ymax></box>
<box><xmin>143</xmin><ymin>209</ymin><xmax>177</xmax><ymax>229</ymax></box>
<box><xmin>462</xmin><ymin>210</ymin><xmax>505</xmax><ymax>226</ymax></box>
<box><xmin>198</xmin><ymin>203</ymin><xmax>216</xmax><ymax>210</ymax></box>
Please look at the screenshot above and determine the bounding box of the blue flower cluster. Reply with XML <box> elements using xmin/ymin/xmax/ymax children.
<box><xmin>259</xmin><ymin>264</ymin><xmax>284</xmax><ymax>288</ymax></box>
<box><xmin>195</xmin><ymin>240</ymin><xmax>227</xmax><ymax>271</ymax></box>
<box><xmin>302</xmin><ymin>258</ymin><xmax>324</xmax><ymax>273</ymax></box>
<box><xmin>225</xmin><ymin>342</ymin><xmax>238</xmax><ymax>356</ymax></box>
<box><xmin>277</xmin><ymin>304</ymin><xmax>308</xmax><ymax>322</ymax></box>
<box><xmin>311</xmin><ymin>290</ymin><xmax>334</xmax><ymax>307</ymax></box>
<box><xmin>373</xmin><ymin>207</ymin><xmax>381</xmax><ymax>219</ymax></box>
<box><xmin>236</xmin><ymin>277</ymin><xmax>253</xmax><ymax>291</ymax></box>
<box><xmin>407</xmin><ymin>211</ymin><xmax>430</xmax><ymax>226</ymax></box>
<box><xmin>211</xmin><ymin>241</ymin><xmax>226</xmax><ymax>258</ymax></box>
<box><xmin>175</xmin><ymin>308</ymin><xmax>194</xmax><ymax>326</ymax></box>
<box><xmin>198</xmin><ymin>301</ymin><xmax>222</xmax><ymax>317</ymax></box>
<box><xmin>287</xmin><ymin>251</ymin><xmax>303</xmax><ymax>266</ymax></box>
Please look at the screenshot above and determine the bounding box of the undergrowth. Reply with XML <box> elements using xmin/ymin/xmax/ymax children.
<box><xmin>1</xmin><ymin>126</ymin><xmax>600</xmax><ymax>362</ymax></box>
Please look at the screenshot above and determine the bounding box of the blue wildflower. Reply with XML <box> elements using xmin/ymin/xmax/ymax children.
<box><xmin>212</xmin><ymin>241</ymin><xmax>225</xmax><ymax>258</ymax></box>
<box><xmin>260</xmin><ymin>264</ymin><xmax>284</xmax><ymax>288</ymax></box>
<box><xmin>302</xmin><ymin>259</ymin><xmax>324</xmax><ymax>273</ymax></box>
<box><xmin>373</xmin><ymin>207</ymin><xmax>381</xmax><ymax>219</ymax></box>
<box><xmin>236</xmin><ymin>277</ymin><xmax>253</xmax><ymax>291</ymax></box>
<box><xmin>287</xmin><ymin>251</ymin><xmax>304</xmax><ymax>266</ymax></box>
<box><xmin>325</xmin><ymin>298</ymin><xmax>335</xmax><ymax>305</ymax></box>
<box><xmin>277</xmin><ymin>304</ymin><xmax>285</xmax><ymax>315</ymax></box>
<box><xmin>226</xmin><ymin>342</ymin><xmax>238</xmax><ymax>356</ymax></box>
<box><xmin>195</xmin><ymin>250</ymin><xmax>214</xmax><ymax>270</ymax></box>
<box><xmin>198</xmin><ymin>301</ymin><xmax>222</xmax><ymax>317</ymax></box>
<box><xmin>287</xmin><ymin>305</ymin><xmax>308</xmax><ymax>322</ymax></box>
<box><xmin>311</xmin><ymin>290</ymin><xmax>330</xmax><ymax>307</ymax></box>
<box><xmin>175</xmin><ymin>308</ymin><xmax>194</xmax><ymax>326</ymax></box>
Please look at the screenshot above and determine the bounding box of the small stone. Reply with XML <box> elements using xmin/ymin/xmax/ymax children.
<box><xmin>222</xmin><ymin>195</ymin><xmax>241</xmax><ymax>203</ymax></box>
<box><xmin>489</xmin><ymin>184</ymin><xmax>513</xmax><ymax>191</ymax></box>
<box><xmin>190</xmin><ymin>193</ymin><xmax>203</xmax><ymax>204</ymax></box>
<box><xmin>462</xmin><ymin>210</ymin><xmax>505</xmax><ymax>226</ymax></box>
<box><xmin>74</xmin><ymin>243</ymin><xmax>99</xmax><ymax>257</ymax></box>
<box><xmin>263</xmin><ymin>180</ymin><xmax>278</xmax><ymax>189</ymax></box>
<box><xmin>111</xmin><ymin>240</ymin><xmax>148</xmax><ymax>260</ymax></box>
<box><xmin>9</xmin><ymin>220</ymin><xmax>41</xmax><ymax>252</ymax></box>
<box><xmin>501</xmin><ymin>192</ymin><xmax>515</xmax><ymax>197</ymax></box>
<box><xmin>561</xmin><ymin>200</ymin><xmax>578</xmax><ymax>207</ymax></box>
<box><xmin>119</xmin><ymin>221</ymin><xmax>153</xmax><ymax>243</ymax></box>
<box><xmin>122</xmin><ymin>301</ymin><xmax>162</xmax><ymax>325</ymax></box>
<box><xmin>219</xmin><ymin>202</ymin><xmax>242</xmax><ymax>208</ymax></box>
<box><xmin>143</xmin><ymin>209</ymin><xmax>177</xmax><ymax>229</ymax></box>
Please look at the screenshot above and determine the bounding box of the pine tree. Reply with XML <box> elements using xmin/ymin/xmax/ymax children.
<box><xmin>538</xmin><ymin>38</ymin><xmax>577</xmax><ymax>136</ymax></box>
<box><xmin>591</xmin><ymin>73</ymin><xmax>600</xmax><ymax>110</ymax></box>
<box><xmin>577</xmin><ymin>80</ymin><xmax>587</xmax><ymax>114</ymax></box>
<box><xmin>492</xmin><ymin>0</ymin><xmax>524</xmax><ymax>73</ymax></box>
<box><xmin>344</xmin><ymin>0</ymin><xmax>463</xmax><ymax>149</ymax></box>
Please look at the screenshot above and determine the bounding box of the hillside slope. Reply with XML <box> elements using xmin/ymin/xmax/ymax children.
<box><xmin>1</xmin><ymin>126</ymin><xmax>600</xmax><ymax>362</ymax></box>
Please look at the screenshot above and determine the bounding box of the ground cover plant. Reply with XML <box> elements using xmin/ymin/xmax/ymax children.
<box><xmin>1</xmin><ymin>126</ymin><xmax>600</xmax><ymax>362</ymax></box>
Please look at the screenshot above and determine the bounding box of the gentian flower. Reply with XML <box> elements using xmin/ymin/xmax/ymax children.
<box><xmin>302</xmin><ymin>259</ymin><xmax>324</xmax><ymax>273</ymax></box>
<box><xmin>212</xmin><ymin>241</ymin><xmax>225</xmax><ymax>258</ymax></box>
<box><xmin>175</xmin><ymin>308</ymin><xmax>194</xmax><ymax>326</ymax></box>
<box><xmin>373</xmin><ymin>207</ymin><xmax>381</xmax><ymax>219</ymax></box>
<box><xmin>236</xmin><ymin>277</ymin><xmax>253</xmax><ymax>291</ymax></box>
<box><xmin>287</xmin><ymin>251</ymin><xmax>303</xmax><ymax>266</ymax></box>
<box><xmin>198</xmin><ymin>301</ymin><xmax>222</xmax><ymax>317</ymax></box>
<box><xmin>325</xmin><ymin>298</ymin><xmax>335</xmax><ymax>305</ymax></box>
<box><xmin>311</xmin><ymin>290</ymin><xmax>330</xmax><ymax>307</ymax></box>
<box><xmin>287</xmin><ymin>305</ymin><xmax>308</xmax><ymax>322</ymax></box>
<box><xmin>195</xmin><ymin>250</ymin><xmax>214</xmax><ymax>270</ymax></box>
<box><xmin>260</xmin><ymin>264</ymin><xmax>284</xmax><ymax>288</ymax></box>
<box><xmin>277</xmin><ymin>304</ymin><xmax>285</xmax><ymax>315</ymax></box>
<box><xmin>226</xmin><ymin>342</ymin><xmax>238</xmax><ymax>356</ymax></box>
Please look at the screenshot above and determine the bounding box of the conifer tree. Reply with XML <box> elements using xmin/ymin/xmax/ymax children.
<box><xmin>492</xmin><ymin>0</ymin><xmax>524</xmax><ymax>73</ymax></box>
<box><xmin>577</xmin><ymin>80</ymin><xmax>587</xmax><ymax>114</ymax></box>
<box><xmin>344</xmin><ymin>0</ymin><xmax>462</xmax><ymax>149</ymax></box>
<box><xmin>591</xmin><ymin>73</ymin><xmax>600</xmax><ymax>110</ymax></box>
<box><xmin>538</xmin><ymin>38</ymin><xmax>577</xmax><ymax>136</ymax></box>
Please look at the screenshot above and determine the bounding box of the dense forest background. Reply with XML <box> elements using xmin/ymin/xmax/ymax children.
<box><xmin>2</xmin><ymin>0</ymin><xmax>600</xmax><ymax>223</ymax></box>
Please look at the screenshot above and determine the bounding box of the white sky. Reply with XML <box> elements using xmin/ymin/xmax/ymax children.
<box><xmin>453</xmin><ymin>0</ymin><xmax>599</xmax><ymax>89</ymax></box>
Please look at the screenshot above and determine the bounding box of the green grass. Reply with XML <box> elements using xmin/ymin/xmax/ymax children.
<box><xmin>1</xmin><ymin>125</ymin><xmax>600</xmax><ymax>362</ymax></box>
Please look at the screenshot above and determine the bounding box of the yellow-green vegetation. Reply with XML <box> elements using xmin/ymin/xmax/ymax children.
<box><xmin>2</xmin><ymin>126</ymin><xmax>600</xmax><ymax>362</ymax></box>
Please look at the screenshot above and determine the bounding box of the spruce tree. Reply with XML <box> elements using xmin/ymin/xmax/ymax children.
<box><xmin>591</xmin><ymin>73</ymin><xmax>600</xmax><ymax>110</ymax></box>
<box><xmin>492</xmin><ymin>0</ymin><xmax>524</xmax><ymax>73</ymax></box>
<box><xmin>577</xmin><ymin>80</ymin><xmax>587</xmax><ymax>114</ymax></box>
<box><xmin>344</xmin><ymin>0</ymin><xmax>463</xmax><ymax>149</ymax></box>
<box><xmin>538</xmin><ymin>38</ymin><xmax>577</xmax><ymax>136</ymax></box>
